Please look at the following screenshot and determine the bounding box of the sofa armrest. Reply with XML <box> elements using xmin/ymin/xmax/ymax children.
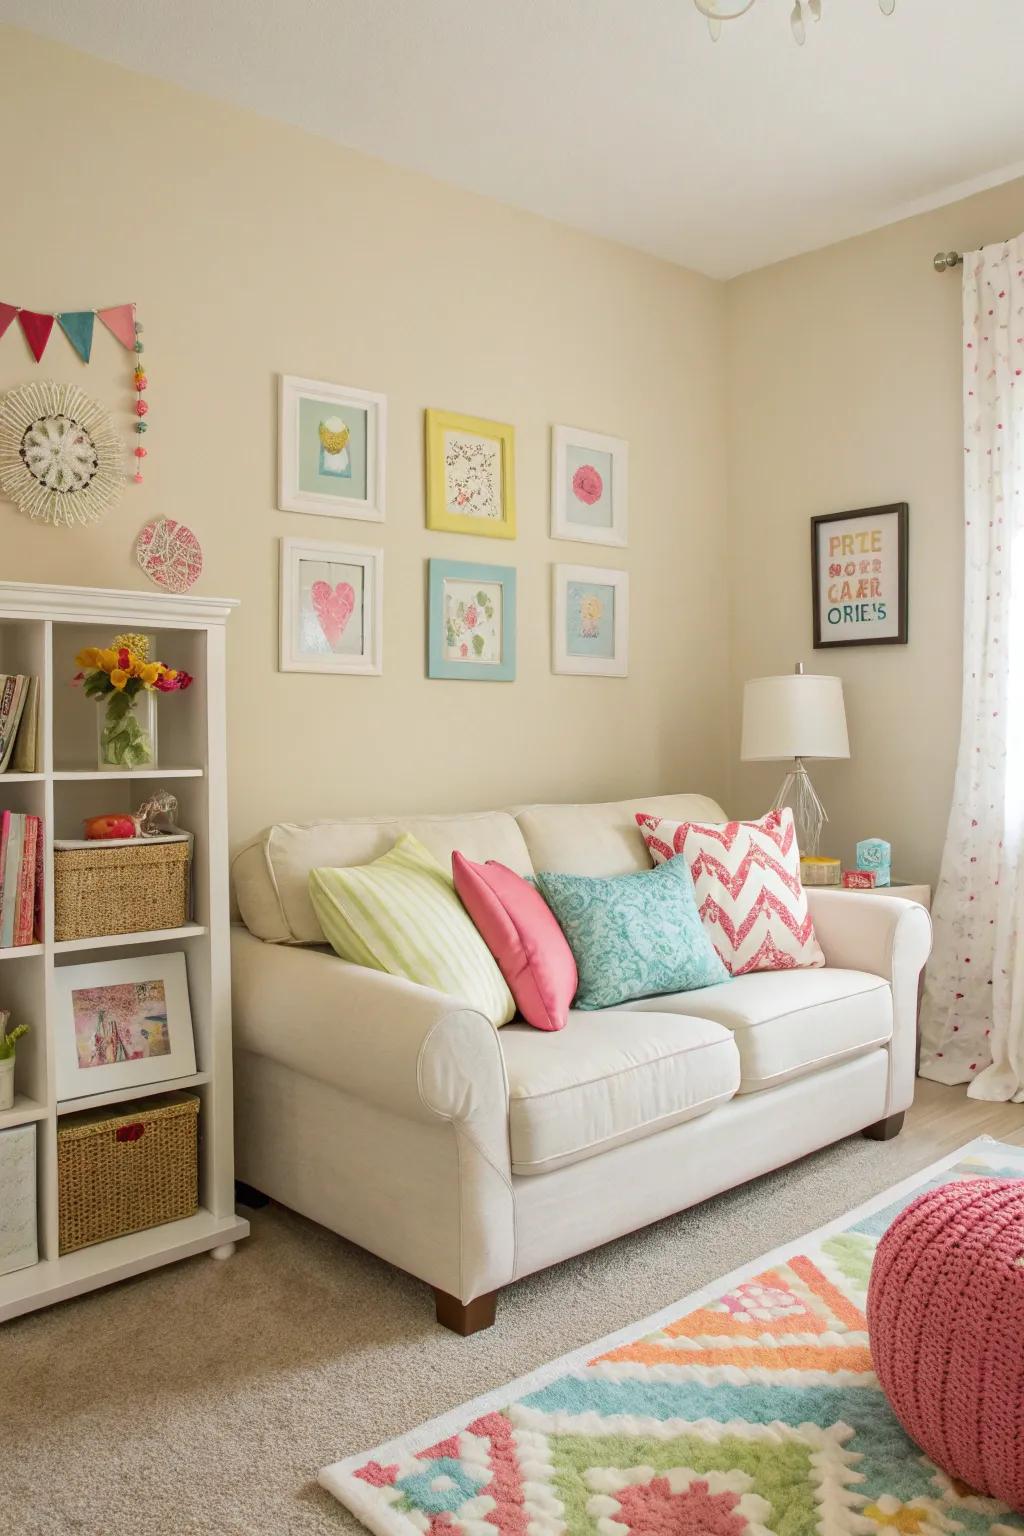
<box><xmin>804</xmin><ymin>890</ymin><xmax>932</xmax><ymax>1114</ymax></box>
<box><xmin>231</xmin><ymin>925</ymin><xmax>511</xmax><ymax>1147</ymax></box>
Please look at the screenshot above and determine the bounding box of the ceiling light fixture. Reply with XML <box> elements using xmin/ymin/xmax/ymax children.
<box><xmin>694</xmin><ymin>0</ymin><xmax>895</xmax><ymax>45</ymax></box>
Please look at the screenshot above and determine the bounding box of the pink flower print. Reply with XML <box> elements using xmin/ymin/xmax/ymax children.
<box><xmin>460</xmin><ymin>643</ymin><xmax>468</xmax><ymax>658</ymax></box>
<box><xmin>572</xmin><ymin>463</ymin><xmax>604</xmax><ymax>505</ymax></box>
<box><xmin>465</xmin><ymin>604</ymin><xmax>478</xmax><ymax>629</ymax></box>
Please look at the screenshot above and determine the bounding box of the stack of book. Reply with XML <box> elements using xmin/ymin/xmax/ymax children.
<box><xmin>0</xmin><ymin>676</ymin><xmax>40</xmax><ymax>774</ymax></box>
<box><xmin>0</xmin><ymin>812</ymin><xmax>43</xmax><ymax>948</ymax></box>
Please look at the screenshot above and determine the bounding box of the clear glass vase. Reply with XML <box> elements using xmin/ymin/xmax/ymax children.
<box><xmin>97</xmin><ymin>688</ymin><xmax>158</xmax><ymax>771</ymax></box>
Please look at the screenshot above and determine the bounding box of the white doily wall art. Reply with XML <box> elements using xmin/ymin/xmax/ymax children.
<box><xmin>135</xmin><ymin>516</ymin><xmax>203</xmax><ymax>593</ymax></box>
<box><xmin>0</xmin><ymin>380</ymin><xmax>125</xmax><ymax>527</ymax></box>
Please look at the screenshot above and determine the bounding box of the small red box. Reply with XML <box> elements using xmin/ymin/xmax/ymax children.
<box><xmin>842</xmin><ymin>869</ymin><xmax>877</xmax><ymax>889</ymax></box>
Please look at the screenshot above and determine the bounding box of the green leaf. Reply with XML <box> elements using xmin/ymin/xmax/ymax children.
<box><xmin>472</xmin><ymin>634</ymin><xmax>485</xmax><ymax>655</ymax></box>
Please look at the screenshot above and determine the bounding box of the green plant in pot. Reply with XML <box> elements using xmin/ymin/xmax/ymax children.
<box><xmin>0</xmin><ymin>1013</ymin><xmax>28</xmax><ymax>1112</ymax></box>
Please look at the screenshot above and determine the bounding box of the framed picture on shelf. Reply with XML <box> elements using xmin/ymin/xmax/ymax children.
<box><xmin>278</xmin><ymin>374</ymin><xmax>387</xmax><ymax>521</ymax></box>
<box><xmin>552</xmin><ymin>563</ymin><xmax>629</xmax><ymax>677</ymax></box>
<box><xmin>550</xmin><ymin>425</ymin><xmax>628</xmax><ymax>547</ymax></box>
<box><xmin>427</xmin><ymin>558</ymin><xmax>516</xmax><ymax>681</ymax></box>
<box><xmin>424</xmin><ymin>409</ymin><xmax>516</xmax><ymax>538</ymax></box>
<box><xmin>53</xmin><ymin>952</ymin><xmax>196</xmax><ymax>1104</ymax></box>
<box><xmin>811</xmin><ymin>502</ymin><xmax>908</xmax><ymax>648</ymax></box>
<box><xmin>279</xmin><ymin>538</ymin><xmax>383</xmax><ymax>676</ymax></box>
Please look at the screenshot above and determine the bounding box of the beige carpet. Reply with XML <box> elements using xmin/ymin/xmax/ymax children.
<box><xmin>4</xmin><ymin>1081</ymin><xmax>1023</xmax><ymax>1536</ymax></box>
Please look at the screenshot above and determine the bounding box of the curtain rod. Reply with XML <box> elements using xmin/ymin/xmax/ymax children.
<box><xmin>933</xmin><ymin>251</ymin><xmax>963</xmax><ymax>271</ymax></box>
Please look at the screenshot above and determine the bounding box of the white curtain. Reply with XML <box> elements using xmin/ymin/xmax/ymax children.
<box><xmin>920</xmin><ymin>236</ymin><xmax>1024</xmax><ymax>1101</ymax></box>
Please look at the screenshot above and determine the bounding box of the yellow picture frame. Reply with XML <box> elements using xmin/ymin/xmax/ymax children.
<box><xmin>425</xmin><ymin>408</ymin><xmax>516</xmax><ymax>539</ymax></box>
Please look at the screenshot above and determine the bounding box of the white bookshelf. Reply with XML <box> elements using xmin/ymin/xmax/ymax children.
<box><xmin>0</xmin><ymin>581</ymin><xmax>248</xmax><ymax>1323</ymax></box>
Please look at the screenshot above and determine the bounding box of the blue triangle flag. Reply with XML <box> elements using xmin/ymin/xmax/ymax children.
<box><xmin>57</xmin><ymin>310</ymin><xmax>95</xmax><ymax>363</ymax></box>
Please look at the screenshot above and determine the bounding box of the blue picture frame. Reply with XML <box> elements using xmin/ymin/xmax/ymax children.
<box><xmin>428</xmin><ymin>559</ymin><xmax>517</xmax><ymax>681</ymax></box>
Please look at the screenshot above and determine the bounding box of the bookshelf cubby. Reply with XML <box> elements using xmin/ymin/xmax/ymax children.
<box><xmin>0</xmin><ymin>582</ymin><xmax>248</xmax><ymax>1322</ymax></box>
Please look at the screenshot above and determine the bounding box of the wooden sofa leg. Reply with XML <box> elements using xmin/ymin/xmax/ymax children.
<box><xmin>863</xmin><ymin>1111</ymin><xmax>906</xmax><ymax>1142</ymax></box>
<box><xmin>434</xmin><ymin>1288</ymin><xmax>498</xmax><ymax>1335</ymax></box>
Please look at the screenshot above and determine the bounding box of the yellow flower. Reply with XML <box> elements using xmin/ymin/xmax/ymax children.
<box><xmin>75</xmin><ymin>646</ymin><xmax>103</xmax><ymax>669</ymax></box>
<box><xmin>140</xmin><ymin>663</ymin><xmax>161</xmax><ymax>686</ymax></box>
<box><xmin>99</xmin><ymin>648</ymin><xmax>120</xmax><ymax>673</ymax></box>
<box><xmin>163</xmin><ymin>669</ymin><xmax>178</xmax><ymax>681</ymax></box>
<box><xmin>114</xmin><ymin>632</ymin><xmax>150</xmax><ymax>663</ymax></box>
<box><xmin>109</xmin><ymin>668</ymin><xmax>128</xmax><ymax>691</ymax></box>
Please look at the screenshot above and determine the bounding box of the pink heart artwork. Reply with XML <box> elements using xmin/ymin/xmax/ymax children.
<box><xmin>311</xmin><ymin>580</ymin><xmax>356</xmax><ymax>647</ymax></box>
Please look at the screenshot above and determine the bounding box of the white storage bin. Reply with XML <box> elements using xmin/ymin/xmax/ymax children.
<box><xmin>0</xmin><ymin>1123</ymin><xmax>38</xmax><ymax>1276</ymax></box>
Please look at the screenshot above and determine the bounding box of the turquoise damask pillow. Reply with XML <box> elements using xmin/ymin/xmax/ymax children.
<box><xmin>535</xmin><ymin>856</ymin><xmax>729</xmax><ymax>1010</ymax></box>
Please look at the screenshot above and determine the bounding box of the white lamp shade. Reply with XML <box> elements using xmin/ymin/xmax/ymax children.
<box><xmin>741</xmin><ymin>673</ymin><xmax>849</xmax><ymax>761</ymax></box>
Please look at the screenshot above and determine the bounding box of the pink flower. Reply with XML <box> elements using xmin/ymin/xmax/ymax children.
<box><xmin>460</xmin><ymin>643</ymin><xmax>468</xmax><ymax>658</ymax></box>
<box><xmin>572</xmin><ymin>463</ymin><xmax>604</xmax><ymax>506</ymax></box>
<box><xmin>465</xmin><ymin>604</ymin><xmax>478</xmax><ymax>628</ymax></box>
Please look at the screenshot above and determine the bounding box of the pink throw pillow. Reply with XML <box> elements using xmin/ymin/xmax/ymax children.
<box><xmin>635</xmin><ymin>807</ymin><xmax>825</xmax><ymax>975</ymax></box>
<box><xmin>452</xmin><ymin>853</ymin><xmax>577</xmax><ymax>1031</ymax></box>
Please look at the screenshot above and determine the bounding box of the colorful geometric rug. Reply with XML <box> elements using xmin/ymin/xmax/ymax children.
<box><xmin>320</xmin><ymin>1137</ymin><xmax>1024</xmax><ymax>1536</ymax></box>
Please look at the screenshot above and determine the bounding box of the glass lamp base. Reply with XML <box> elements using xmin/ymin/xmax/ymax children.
<box><xmin>771</xmin><ymin>758</ymin><xmax>828</xmax><ymax>857</ymax></box>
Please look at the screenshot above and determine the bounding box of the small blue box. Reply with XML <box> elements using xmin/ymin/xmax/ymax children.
<box><xmin>856</xmin><ymin>838</ymin><xmax>891</xmax><ymax>888</ymax></box>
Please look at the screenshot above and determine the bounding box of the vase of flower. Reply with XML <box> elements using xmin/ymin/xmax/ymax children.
<box><xmin>97</xmin><ymin>685</ymin><xmax>158</xmax><ymax>770</ymax></box>
<box><xmin>75</xmin><ymin>632</ymin><xmax>193</xmax><ymax>773</ymax></box>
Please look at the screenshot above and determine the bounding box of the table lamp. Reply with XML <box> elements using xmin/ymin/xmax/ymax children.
<box><xmin>740</xmin><ymin>664</ymin><xmax>849</xmax><ymax>856</ymax></box>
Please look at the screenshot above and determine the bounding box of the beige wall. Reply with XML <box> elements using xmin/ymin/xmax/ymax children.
<box><xmin>0</xmin><ymin>28</ymin><xmax>729</xmax><ymax>846</ymax></box>
<box><xmin>727</xmin><ymin>177</ymin><xmax>1024</xmax><ymax>889</ymax></box>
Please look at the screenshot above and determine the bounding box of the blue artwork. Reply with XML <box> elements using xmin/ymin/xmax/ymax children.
<box><xmin>566</xmin><ymin>580</ymin><xmax>615</xmax><ymax>659</ymax></box>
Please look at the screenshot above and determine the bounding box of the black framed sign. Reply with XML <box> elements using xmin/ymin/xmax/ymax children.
<box><xmin>811</xmin><ymin>502</ymin><xmax>908</xmax><ymax>648</ymax></box>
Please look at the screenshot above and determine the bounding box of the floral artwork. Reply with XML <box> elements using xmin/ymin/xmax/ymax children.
<box><xmin>442</xmin><ymin>431</ymin><xmax>502</xmax><ymax>520</ymax></box>
<box><xmin>72</xmin><ymin>979</ymin><xmax>170</xmax><ymax>1070</ymax></box>
<box><xmin>425</xmin><ymin>411</ymin><xmax>516</xmax><ymax>538</ymax></box>
<box><xmin>551</xmin><ymin>427</ymin><xmax>628</xmax><ymax>547</ymax></box>
<box><xmin>443</xmin><ymin>579</ymin><xmax>502</xmax><ymax>665</ymax></box>
<box><xmin>428</xmin><ymin>559</ymin><xmax>516</xmax><ymax>681</ymax></box>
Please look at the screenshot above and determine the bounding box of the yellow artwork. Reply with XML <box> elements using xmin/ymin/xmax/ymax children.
<box><xmin>425</xmin><ymin>409</ymin><xmax>516</xmax><ymax>538</ymax></box>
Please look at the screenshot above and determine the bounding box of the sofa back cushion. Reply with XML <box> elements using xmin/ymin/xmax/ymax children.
<box><xmin>515</xmin><ymin>794</ymin><xmax>727</xmax><ymax>877</ymax></box>
<box><xmin>234</xmin><ymin>810</ymin><xmax>534</xmax><ymax>943</ymax></box>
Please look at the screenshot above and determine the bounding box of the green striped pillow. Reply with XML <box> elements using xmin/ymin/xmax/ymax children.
<box><xmin>308</xmin><ymin>833</ymin><xmax>515</xmax><ymax>1028</ymax></box>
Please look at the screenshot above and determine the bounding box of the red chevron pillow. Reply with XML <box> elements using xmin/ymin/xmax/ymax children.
<box><xmin>635</xmin><ymin>807</ymin><xmax>825</xmax><ymax>975</ymax></box>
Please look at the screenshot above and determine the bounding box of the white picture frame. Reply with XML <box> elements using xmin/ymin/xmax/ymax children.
<box><xmin>278</xmin><ymin>374</ymin><xmax>387</xmax><ymax>521</ymax></box>
<box><xmin>280</xmin><ymin>537</ymin><xmax>383</xmax><ymax>675</ymax></box>
<box><xmin>550</xmin><ymin>425</ymin><xmax>628</xmax><ymax>548</ymax></box>
<box><xmin>54</xmin><ymin>952</ymin><xmax>196</xmax><ymax>1105</ymax></box>
<box><xmin>552</xmin><ymin>563</ymin><xmax>629</xmax><ymax>678</ymax></box>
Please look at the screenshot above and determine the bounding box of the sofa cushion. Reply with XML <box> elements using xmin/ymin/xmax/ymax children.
<box><xmin>234</xmin><ymin>810</ymin><xmax>534</xmax><ymax>943</ymax></box>
<box><xmin>622</xmin><ymin>967</ymin><xmax>891</xmax><ymax>1092</ymax></box>
<box><xmin>309</xmin><ymin>834</ymin><xmax>516</xmax><ymax>1027</ymax></box>
<box><xmin>501</xmin><ymin>1010</ymin><xmax>740</xmax><ymax>1174</ymax></box>
<box><xmin>536</xmin><ymin>858</ymin><xmax>729</xmax><ymax>1010</ymax></box>
<box><xmin>514</xmin><ymin>793</ymin><xmax>727</xmax><ymax>877</ymax></box>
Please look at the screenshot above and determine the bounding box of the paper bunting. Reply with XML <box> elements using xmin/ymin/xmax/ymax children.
<box><xmin>97</xmin><ymin>304</ymin><xmax>137</xmax><ymax>350</ymax></box>
<box><xmin>57</xmin><ymin>310</ymin><xmax>96</xmax><ymax>364</ymax></box>
<box><xmin>0</xmin><ymin>304</ymin><xmax>16</xmax><ymax>343</ymax></box>
<box><xmin>18</xmin><ymin>310</ymin><xmax>55</xmax><ymax>363</ymax></box>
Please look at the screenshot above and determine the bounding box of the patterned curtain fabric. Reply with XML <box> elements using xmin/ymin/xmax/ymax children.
<box><xmin>920</xmin><ymin>236</ymin><xmax>1024</xmax><ymax>1101</ymax></box>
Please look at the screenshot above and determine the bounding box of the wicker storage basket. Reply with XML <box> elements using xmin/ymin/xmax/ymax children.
<box><xmin>57</xmin><ymin>1092</ymin><xmax>199</xmax><ymax>1254</ymax></box>
<box><xmin>54</xmin><ymin>837</ymin><xmax>190</xmax><ymax>941</ymax></box>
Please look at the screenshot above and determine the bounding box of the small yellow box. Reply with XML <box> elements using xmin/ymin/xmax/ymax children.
<box><xmin>800</xmin><ymin>855</ymin><xmax>841</xmax><ymax>887</ymax></box>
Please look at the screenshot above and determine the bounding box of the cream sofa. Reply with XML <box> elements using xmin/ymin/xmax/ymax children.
<box><xmin>231</xmin><ymin>793</ymin><xmax>932</xmax><ymax>1334</ymax></box>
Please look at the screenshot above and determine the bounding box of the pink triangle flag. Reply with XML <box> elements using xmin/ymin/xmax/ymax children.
<box><xmin>0</xmin><ymin>303</ymin><xmax>17</xmax><ymax>342</ymax></box>
<box><xmin>19</xmin><ymin>309</ymin><xmax>55</xmax><ymax>362</ymax></box>
<box><xmin>97</xmin><ymin>303</ymin><xmax>136</xmax><ymax>350</ymax></box>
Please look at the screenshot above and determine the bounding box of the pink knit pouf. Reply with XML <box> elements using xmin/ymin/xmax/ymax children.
<box><xmin>867</xmin><ymin>1177</ymin><xmax>1024</xmax><ymax>1511</ymax></box>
